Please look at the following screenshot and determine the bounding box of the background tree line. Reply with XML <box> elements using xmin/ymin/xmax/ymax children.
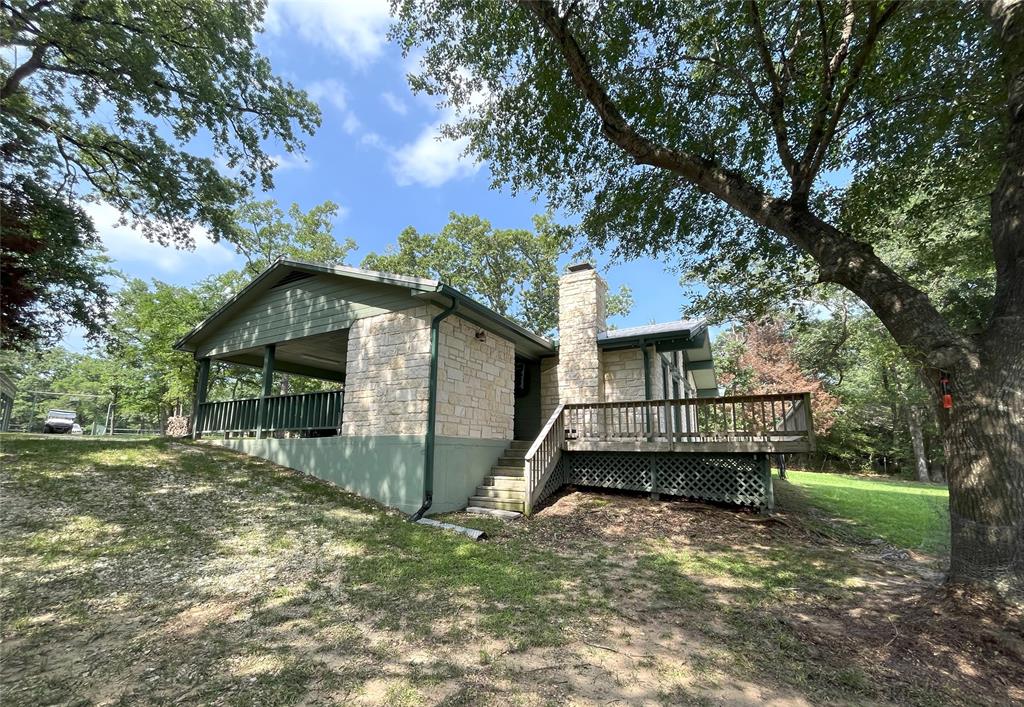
<box><xmin>0</xmin><ymin>203</ymin><xmax>620</xmax><ymax>432</ymax></box>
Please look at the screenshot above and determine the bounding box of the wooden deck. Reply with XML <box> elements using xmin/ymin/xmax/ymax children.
<box><xmin>522</xmin><ymin>393</ymin><xmax>814</xmax><ymax>514</ymax></box>
<box><xmin>562</xmin><ymin>393</ymin><xmax>815</xmax><ymax>455</ymax></box>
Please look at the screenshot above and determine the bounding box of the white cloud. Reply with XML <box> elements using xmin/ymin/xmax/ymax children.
<box><xmin>389</xmin><ymin>119</ymin><xmax>480</xmax><ymax>188</ymax></box>
<box><xmin>271</xmin><ymin>152</ymin><xmax>313</xmax><ymax>171</ymax></box>
<box><xmin>305</xmin><ymin>78</ymin><xmax>362</xmax><ymax>135</ymax></box>
<box><xmin>84</xmin><ymin>202</ymin><xmax>240</xmax><ymax>277</ymax></box>
<box><xmin>342</xmin><ymin>112</ymin><xmax>362</xmax><ymax>135</ymax></box>
<box><xmin>305</xmin><ymin>79</ymin><xmax>348</xmax><ymax>113</ymax></box>
<box><xmin>381</xmin><ymin>91</ymin><xmax>408</xmax><ymax>115</ymax></box>
<box><xmin>266</xmin><ymin>0</ymin><xmax>392</xmax><ymax>67</ymax></box>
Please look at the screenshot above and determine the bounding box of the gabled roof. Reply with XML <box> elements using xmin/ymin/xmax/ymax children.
<box><xmin>173</xmin><ymin>259</ymin><xmax>556</xmax><ymax>359</ymax></box>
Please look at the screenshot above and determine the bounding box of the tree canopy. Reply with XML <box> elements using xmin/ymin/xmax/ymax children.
<box><xmin>0</xmin><ymin>176</ymin><xmax>112</xmax><ymax>349</ymax></box>
<box><xmin>1</xmin><ymin>0</ymin><xmax>318</xmax><ymax>247</ymax></box>
<box><xmin>362</xmin><ymin>212</ymin><xmax>632</xmax><ymax>336</ymax></box>
<box><xmin>392</xmin><ymin>0</ymin><xmax>1003</xmax><ymax>362</ymax></box>
<box><xmin>233</xmin><ymin>199</ymin><xmax>356</xmax><ymax>278</ymax></box>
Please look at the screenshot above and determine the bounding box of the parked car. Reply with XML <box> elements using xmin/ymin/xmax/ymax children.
<box><xmin>71</xmin><ymin>423</ymin><xmax>83</xmax><ymax>435</ymax></box>
<box><xmin>42</xmin><ymin>409</ymin><xmax>76</xmax><ymax>434</ymax></box>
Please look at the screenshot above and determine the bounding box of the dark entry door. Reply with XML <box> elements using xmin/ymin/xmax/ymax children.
<box><xmin>512</xmin><ymin>357</ymin><xmax>542</xmax><ymax>440</ymax></box>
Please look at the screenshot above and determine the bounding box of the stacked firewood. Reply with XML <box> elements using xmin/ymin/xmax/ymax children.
<box><xmin>165</xmin><ymin>416</ymin><xmax>190</xmax><ymax>437</ymax></box>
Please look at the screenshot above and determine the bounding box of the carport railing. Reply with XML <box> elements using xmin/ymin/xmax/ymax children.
<box><xmin>197</xmin><ymin>389</ymin><xmax>343</xmax><ymax>435</ymax></box>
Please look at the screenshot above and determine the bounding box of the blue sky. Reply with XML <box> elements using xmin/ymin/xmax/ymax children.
<box><xmin>75</xmin><ymin>0</ymin><xmax>697</xmax><ymax>348</ymax></box>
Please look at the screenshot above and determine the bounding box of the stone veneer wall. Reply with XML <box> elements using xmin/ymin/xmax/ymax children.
<box><xmin>341</xmin><ymin>306</ymin><xmax>433</xmax><ymax>437</ymax></box>
<box><xmin>555</xmin><ymin>267</ymin><xmax>607</xmax><ymax>405</ymax></box>
<box><xmin>540</xmin><ymin>356</ymin><xmax>560</xmax><ymax>419</ymax></box>
<box><xmin>602</xmin><ymin>348</ymin><xmax>646</xmax><ymax>401</ymax></box>
<box><xmin>436</xmin><ymin>314</ymin><xmax>515</xmax><ymax>440</ymax></box>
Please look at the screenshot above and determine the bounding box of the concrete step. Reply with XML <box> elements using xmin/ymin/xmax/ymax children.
<box><xmin>489</xmin><ymin>465</ymin><xmax>524</xmax><ymax>477</ymax></box>
<box><xmin>482</xmin><ymin>475</ymin><xmax>526</xmax><ymax>490</ymax></box>
<box><xmin>496</xmin><ymin>456</ymin><xmax>526</xmax><ymax>468</ymax></box>
<box><xmin>474</xmin><ymin>486</ymin><xmax>525</xmax><ymax>500</ymax></box>
<box><xmin>469</xmin><ymin>496</ymin><xmax>525</xmax><ymax>512</ymax></box>
<box><xmin>507</xmin><ymin>440</ymin><xmax>533</xmax><ymax>451</ymax></box>
<box><xmin>464</xmin><ymin>506</ymin><xmax>522</xmax><ymax>519</ymax></box>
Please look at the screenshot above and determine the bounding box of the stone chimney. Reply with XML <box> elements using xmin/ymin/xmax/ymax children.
<box><xmin>556</xmin><ymin>262</ymin><xmax>607</xmax><ymax>403</ymax></box>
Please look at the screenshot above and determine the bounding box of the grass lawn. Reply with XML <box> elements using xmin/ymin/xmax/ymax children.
<box><xmin>784</xmin><ymin>470</ymin><xmax>950</xmax><ymax>556</ymax></box>
<box><xmin>2</xmin><ymin>435</ymin><xmax>1020</xmax><ymax>706</ymax></box>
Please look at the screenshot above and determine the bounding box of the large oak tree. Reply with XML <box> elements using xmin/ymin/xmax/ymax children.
<box><xmin>393</xmin><ymin>0</ymin><xmax>1023</xmax><ymax>595</ymax></box>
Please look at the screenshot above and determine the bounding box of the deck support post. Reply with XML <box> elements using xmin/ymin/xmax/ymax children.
<box><xmin>256</xmin><ymin>344</ymin><xmax>276</xmax><ymax>440</ymax></box>
<box><xmin>759</xmin><ymin>453</ymin><xmax>774</xmax><ymax>514</ymax></box>
<box><xmin>191</xmin><ymin>357</ymin><xmax>211</xmax><ymax>439</ymax></box>
<box><xmin>649</xmin><ymin>454</ymin><xmax>659</xmax><ymax>500</ymax></box>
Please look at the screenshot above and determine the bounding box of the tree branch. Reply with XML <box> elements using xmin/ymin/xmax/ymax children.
<box><xmin>804</xmin><ymin>1</ymin><xmax>901</xmax><ymax>185</ymax></box>
<box><xmin>0</xmin><ymin>43</ymin><xmax>49</xmax><ymax>101</ymax></box>
<box><xmin>521</xmin><ymin>0</ymin><xmax>973</xmax><ymax>369</ymax></box>
<box><xmin>745</xmin><ymin>0</ymin><xmax>798</xmax><ymax>181</ymax></box>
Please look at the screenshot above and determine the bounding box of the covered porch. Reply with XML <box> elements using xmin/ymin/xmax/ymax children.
<box><xmin>191</xmin><ymin>328</ymin><xmax>347</xmax><ymax>439</ymax></box>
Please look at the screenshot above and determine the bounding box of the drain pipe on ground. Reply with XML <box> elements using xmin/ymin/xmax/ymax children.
<box><xmin>409</xmin><ymin>296</ymin><xmax>457</xmax><ymax>523</ymax></box>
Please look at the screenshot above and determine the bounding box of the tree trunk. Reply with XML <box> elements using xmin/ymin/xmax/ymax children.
<box><xmin>940</xmin><ymin>347</ymin><xmax>1024</xmax><ymax>596</ymax></box>
<box><xmin>905</xmin><ymin>405</ymin><xmax>930</xmax><ymax>483</ymax></box>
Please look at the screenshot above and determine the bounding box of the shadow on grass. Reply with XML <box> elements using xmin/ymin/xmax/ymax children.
<box><xmin>1</xmin><ymin>436</ymin><xmax>607</xmax><ymax>704</ymax></box>
<box><xmin>2</xmin><ymin>437</ymin><xmax>1019</xmax><ymax>706</ymax></box>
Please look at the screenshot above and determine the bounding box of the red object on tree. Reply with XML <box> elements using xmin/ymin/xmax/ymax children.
<box><xmin>940</xmin><ymin>373</ymin><xmax>953</xmax><ymax>409</ymax></box>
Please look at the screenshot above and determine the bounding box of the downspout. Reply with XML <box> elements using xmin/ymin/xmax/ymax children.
<box><xmin>409</xmin><ymin>296</ymin><xmax>457</xmax><ymax>522</ymax></box>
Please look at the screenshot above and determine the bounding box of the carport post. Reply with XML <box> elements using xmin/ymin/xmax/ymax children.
<box><xmin>256</xmin><ymin>345</ymin><xmax>275</xmax><ymax>439</ymax></box>
<box><xmin>191</xmin><ymin>357</ymin><xmax>211</xmax><ymax>439</ymax></box>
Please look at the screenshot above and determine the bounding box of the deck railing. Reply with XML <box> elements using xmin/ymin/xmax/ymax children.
<box><xmin>523</xmin><ymin>404</ymin><xmax>565</xmax><ymax>515</ymax></box>
<box><xmin>197</xmin><ymin>390</ymin><xmax>343</xmax><ymax>435</ymax></box>
<box><xmin>563</xmin><ymin>392</ymin><xmax>813</xmax><ymax>445</ymax></box>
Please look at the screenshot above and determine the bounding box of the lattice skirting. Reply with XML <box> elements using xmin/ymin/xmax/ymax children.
<box><xmin>535</xmin><ymin>455</ymin><xmax>570</xmax><ymax>508</ymax></box>
<box><xmin>565</xmin><ymin>452</ymin><xmax>772</xmax><ymax>510</ymax></box>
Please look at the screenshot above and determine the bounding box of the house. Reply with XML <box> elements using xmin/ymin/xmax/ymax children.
<box><xmin>174</xmin><ymin>260</ymin><xmax>814</xmax><ymax>517</ymax></box>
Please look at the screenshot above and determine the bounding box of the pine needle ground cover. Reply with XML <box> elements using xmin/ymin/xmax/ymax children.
<box><xmin>2</xmin><ymin>436</ymin><xmax>1019</xmax><ymax>705</ymax></box>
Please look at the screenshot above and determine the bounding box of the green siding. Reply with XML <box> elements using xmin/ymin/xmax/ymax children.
<box><xmin>212</xmin><ymin>433</ymin><xmax>508</xmax><ymax>515</ymax></box>
<box><xmin>193</xmin><ymin>275</ymin><xmax>415</xmax><ymax>358</ymax></box>
<box><xmin>214</xmin><ymin>435</ymin><xmax>426</xmax><ymax>514</ymax></box>
<box><xmin>432</xmin><ymin>437</ymin><xmax>510</xmax><ymax>513</ymax></box>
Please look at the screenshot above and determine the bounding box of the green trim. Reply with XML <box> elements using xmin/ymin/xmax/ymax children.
<box><xmin>212</xmin><ymin>354</ymin><xmax>346</xmax><ymax>382</ymax></box>
<box><xmin>686</xmin><ymin>359</ymin><xmax>716</xmax><ymax>371</ymax></box>
<box><xmin>696</xmin><ymin>387</ymin><xmax>720</xmax><ymax>398</ymax></box>
<box><xmin>597</xmin><ymin>322</ymin><xmax>706</xmax><ymax>350</ymax></box>
<box><xmin>192</xmin><ymin>358</ymin><xmax>210</xmax><ymax>439</ymax></box>
<box><xmin>417</xmin><ymin>297</ymin><xmax>457</xmax><ymax>519</ymax></box>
